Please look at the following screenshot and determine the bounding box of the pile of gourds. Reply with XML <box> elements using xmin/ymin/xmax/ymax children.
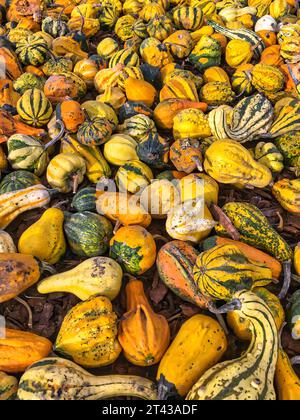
<box><xmin>0</xmin><ymin>0</ymin><xmax>300</xmax><ymax>401</ymax></box>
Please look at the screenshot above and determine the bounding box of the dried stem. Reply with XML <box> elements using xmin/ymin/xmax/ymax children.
<box><xmin>14</xmin><ymin>297</ymin><xmax>33</xmax><ymax>329</ymax></box>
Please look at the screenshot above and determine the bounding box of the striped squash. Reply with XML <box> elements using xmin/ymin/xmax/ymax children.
<box><xmin>187</xmin><ymin>290</ymin><xmax>278</xmax><ymax>400</ymax></box>
<box><xmin>17</xmin><ymin>89</ymin><xmax>53</xmax><ymax>127</ymax></box>
<box><xmin>120</xmin><ymin>114</ymin><xmax>157</xmax><ymax>142</ymax></box>
<box><xmin>115</xmin><ymin>160</ymin><xmax>153</xmax><ymax>194</ymax></box>
<box><xmin>231</xmin><ymin>64</ymin><xmax>254</xmax><ymax>95</ymax></box>
<box><xmin>189</xmin><ymin>35</ymin><xmax>222</xmax><ymax>70</ymax></box>
<box><xmin>160</xmin><ymin>76</ymin><xmax>199</xmax><ymax>102</ymax></box>
<box><xmin>215</xmin><ymin>202</ymin><xmax>293</xmax><ymax>262</ymax></box>
<box><xmin>109</xmin><ymin>48</ymin><xmax>140</xmax><ymax>68</ymax></box>
<box><xmin>147</xmin><ymin>16</ymin><xmax>174</xmax><ymax>41</ymax></box>
<box><xmin>269</xmin><ymin>98</ymin><xmax>300</xmax><ymax>138</ymax></box>
<box><xmin>173</xmin><ymin>6</ymin><xmax>204</xmax><ymax>31</ymax></box>
<box><xmin>0</xmin><ymin>372</ymin><xmax>18</xmax><ymax>400</ymax></box>
<box><xmin>71</xmin><ymin>187</ymin><xmax>96</xmax><ymax>212</ymax></box>
<box><xmin>16</xmin><ymin>35</ymin><xmax>49</xmax><ymax>66</ymax></box>
<box><xmin>275</xmin><ymin>131</ymin><xmax>300</xmax><ymax>167</ymax></box>
<box><xmin>0</xmin><ymin>170</ymin><xmax>40</xmax><ymax>194</ymax></box>
<box><xmin>193</xmin><ymin>244</ymin><xmax>272</xmax><ymax>301</ymax></box>
<box><xmin>157</xmin><ymin>240</ymin><xmax>210</xmax><ymax>308</ymax></box>
<box><xmin>118</xmin><ymin>67</ymin><xmax>144</xmax><ymax>91</ymax></box>
<box><xmin>272</xmin><ymin>178</ymin><xmax>300</xmax><ymax>216</ymax></box>
<box><xmin>191</xmin><ymin>0</ymin><xmax>216</xmax><ymax>16</ymax></box>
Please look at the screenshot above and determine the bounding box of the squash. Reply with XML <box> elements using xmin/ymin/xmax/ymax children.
<box><xmin>189</xmin><ymin>35</ymin><xmax>222</xmax><ymax>71</ymax></box>
<box><xmin>231</xmin><ymin>64</ymin><xmax>254</xmax><ymax>95</ymax></box>
<box><xmin>287</xmin><ymin>290</ymin><xmax>300</xmax><ymax>339</ymax></box>
<box><xmin>16</xmin><ymin>34</ymin><xmax>49</xmax><ymax>66</ymax></box>
<box><xmin>97</xmin><ymin>37</ymin><xmax>119</xmax><ymax>60</ymax></box>
<box><xmin>41</xmin><ymin>16</ymin><xmax>69</xmax><ymax>38</ymax></box>
<box><xmin>215</xmin><ymin>202</ymin><xmax>293</xmax><ymax>262</ymax></box>
<box><xmin>164</xmin><ymin>30</ymin><xmax>194</xmax><ymax>59</ymax></box>
<box><xmin>137</xmin><ymin>132</ymin><xmax>169</xmax><ymax>169</ymax></box>
<box><xmin>163</xmin><ymin>69</ymin><xmax>203</xmax><ymax>90</ymax></box>
<box><xmin>44</xmin><ymin>74</ymin><xmax>78</xmax><ymax>103</ymax></box>
<box><xmin>73</xmin><ymin>59</ymin><xmax>99</xmax><ymax>86</ymax></box>
<box><xmin>115</xmin><ymin>15</ymin><xmax>139</xmax><ymax>41</ymax></box>
<box><xmin>95</xmin><ymin>64</ymin><xmax>127</xmax><ymax>94</ymax></box>
<box><xmin>160</xmin><ymin>76</ymin><xmax>199</xmax><ymax>102</ymax></box>
<box><xmin>275</xmin><ymin>345</ymin><xmax>300</xmax><ymax>400</ymax></box>
<box><xmin>170</xmin><ymin>138</ymin><xmax>203</xmax><ymax>173</ymax></box>
<box><xmin>179</xmin><ymin>173</ymin><xmax>219</xmax><ymax>205</ymax></box>
<box><xmin>104</xmin><ymin>134</ymin><xmax>138</xmax><ymax>166</ymax></box>
<box><xmin>251</xmin><ymin>63</ymin><xmax>285</xmax><ymax>94</ymax></box>
<box><xmin>227</xmin><ymin>287</ymin><xmax>284</xmax><ymax>340</ymax></box>
<box><xmin>117</xmin><ymin>67</ymin><xmax>144</xmax><ymax>92</ymax></box>
<box><xmin>71</xmin><ymin>187</ymin><xmax>96</xmax><ymax>212</ymax></box>
<box><xmin>203</xmin><ymin>66</ymin><xmax>230</xmax><ymax>85</ymax></box>
<box><xmin>115</xmin><ymin>160</ymin><xmax>153</xmax><ymax>194</ymax></box>
<box><xmin>201</xmin><ymin>236</ymin><xmax>282</xmax><ymax>279</ymax></box>
<box><xmin>204</xmin><ymin>139</ymin><xmax>273</xmax><ymax>189</ymax></box>
<box><xmin>18</xmin><ymin>208</ymin><xmax>66</xmax><ymax>264</ymax></box>
<box><xmin>256</xmin><ymin>30</ymin><xmax>277</xmax><ymax>47</ymax></box>
<box><xmin>55</xmin><ymin>296</ymin><xmax>121</xmax><ymax>368</ymax></box>
<box><xmin>295</xmin><ymin>243</ymin><xmax>300</xmax><ymax>276</ymax></box>
<box><xmin>140</xmin><ymin>179</ymin><xmax>180</xmax><ymax>219</ymax></box>
<box><xmin>42</xmin><ymin>57</ymin><xmax>73</xmax><ymax>79</ymax></box>
<box><xmin>139</xmin><ymin>1</ymin><xmax>165</xmax><ymax>21</ymax></box>
<box><xmin>0</xmin><ymin>184</ymin><xmax>52</xmax><ymax>230</ymax></box>
<box><xmin>187</xmin><ymin>290</ymin><xmax>278</xmax><ymax>400</ymax></box>
<box><xmin>280</xmin><ymin>36</ymin><xmax>300</xmax><ymax>63</ymax></box>
<box><xmin>124</xmin><ymin>77</ymin><xmax>156</xmax><ymax>107</ymax></box>
<box><xmin>253</xmin><ymin>142</ymin><xmax>284</xmax><ymax>174</ymax></box>
<box><xmin>194</xmin><ymin>244</ymin><xmax>273</xmax><ymax>301</ymax></box>
<box><xmin>46</xmin><ymin>153</ymin><xmax>86</xmax><ymax>193</ymax></box>
<box><xmin>96</xmin><ymin>192</ymin><xmax>152</xmax><ymax>228</ymax></box>
<box><xmin>156</xmin><ymin>240</ymin><xmax>210</xmax><ymax>308</ymax></box>
<box><xmin>0</xmin><ymin>231</ymin><xmax>16</xmax><ymax>253</ymax></box>
<box><xmin>272</xmin><ymin>178</ymin><xmax>300</xmax><ymax>215</ymax></box>
<box><xmin>98</xmin><ymin>86</ymin><xmax>126</xmax><ymax>110</ymax></box>
<box><xmin>17</xmin><ymin>88</ymin><xmax>53</xmax><ymax>127</ymax></box>
<box><xmin>0</xmin><ymin>328</ymin><xmax>52</xmax><ymax>373</ymax></box>
<box><xmin>0</xmin><ymin>371</ymin><xmax>18</xmax><ymax>400</ymax></box>
<box><xmin>153</xmin><ymin>99</ymin><xmax>207</xmax><ymax>130</ymax></box>
<box><xmin>64</xmin><ymin>211</ymin><xmax>112</xmax><ymax>257</ymax></box>
<box><xmin>260</xmin><ymin>45</ymin><xmax>284</xmax><ymax>67</ymax></box>
<box><xmin>147</xmin><ymin>15</ymin><xmax>174</xmax><ymax>41</ymax></box>
<box><xmin>38</xmin><ymin>256</ymin><xmax>122</xmax><ymax>301</ymax></box>
<box><xmin>166</xmin><ymin>199</ymin><xmax>216</xmax><ymax>243</ymax></box>
<box><xmin>119</xmin><ymin>278</ymin><xmax>170</xmax><ymax>366</ymax></box>
<box><xmin>157</xmin><ymin>314</ymin><xmax>227</xmax><ymax>398</ymax></box>
<box><xmin>56</xmin><ymin>99</ymin><xmax>85</xmax><ymax>133</ymax></box>
<box><xmin>225</xmin><ymin>39</ymin><xmax>253</xmax><ymax>68</ymax></box>
<box><xmin>275</xmin><ymin>131</ymin><xmax>300</xmax><ymax>167</ymax></box>
<box><xmin>18</xmin><ymin>357</ymin><xmax>157</xmax><ymax>400</ymax></box>
<box><xmin>77</xmin><ymin>115</ymin><xmax>112</xmax><ymax>146</ymax></box>
<box><xmin>110</xmin><ymin>225</ymin><xmax>156</xmax><ymax>275</ymax></box>
<box><xmin>82</xmin><ymin>101</ymin><xmax>118</xmax><ymax>130</ymax></box>
<box><xmin>13</xmin><ymin>72</ymin><xmax>45</xmax><ymax>95</ymax></box>
<box><xmin>200</xmin><ymin>82</ymin><xmax>235</xmax><ymax>106</ymax></box>
<box><xmin>109</xmin><ymin>48</ymin><xmax>140</xmax><ymax>69</ymax></box>
<box><xmin>119</xmin><ymin>114</ymin><xmax>156</xmax><ymax>143</ymax></box>
<box><xmin>270</xmin><ymin>0</ymin><xmax>290</xmax><ymax>19</ymax></box>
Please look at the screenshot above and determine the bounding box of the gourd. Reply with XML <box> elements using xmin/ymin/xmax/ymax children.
<box><xmin>203</xmin><ymin>66</ymin><xmax>230</xmax><ymax>84</ymax></box>
<box><xmin>170</xmin><ymin>138</ymin><xmax>203</xmax><ymax>173</ymax></box>
<box><xmin>0</xmin><ymin>170</ymin><xmax>41</xmax><ymax>194</ymax></box>
<box><xmin>179</xmin><ymin>173</ymin><xmax>219</xmax><ymax>205</ymax></box>
<box><xmin>18</xmin><ymin>357</ymin><xmax>157</xmax><ymax>400</ymax></box>
<box><xmin>15</xmin><ymin>35</ymin><xmax>49</xmax><ymax>66</ymax></box>
<box><xmin>275</xmin><ymin>131</ymin><xmax>300</xmax><ymax>168</ymax></box>
<box><xmin>124</xmin><ymin>77</ymin><xmax>156</xmax><ymax>107</ymax></box>
<box><xmin>110</xmin><ymin>225</ymin><xmax>156</xmax><ymax>275</ymax></box>
<box><xmin>140</xmin><ymin>179</ymin><xmax>180</xmax><ymax>219</ymax></box>
<box><xmin>215</xmin><ymin>202</ymin><xmax>293</xmax><ymax>262</ymax></box>
<box><xmin>41</xmin><ymin>16</ymin><xmax>69</xmax><ymax>38</ymax></box>
<box><xmin>157</xmin><ymin>314</ymin><xmax>227</xmax><ymax>398</ymax></box>
<box><xmin>13</xmin><ymin>72</ymin><xmax>45</xmax><ymax>95</ymax></box>
<box><xmin>109</xmin><ymin>48</ymin><xmax>140</xmax><ymax>68</ymax></box>
<box><xmin>200</xmin><ymin>82</ymin><xmax>235</xmax><ymax>106</ymax></box>
<box><xmin>0</xmin><ymin>371</ymin><xmax>18</xmax><ymax>400</ymax></box>
<box><xmin>253</xmin><ymin>142</ymin><xmax>284</xmax><ymax>174</ymax></box>
<box><xmin>227</xmin><ymin>287</ymin><xmax>284</xmax><ymax>340</ymax></box>
<box><xmin>204</xmin><ymin>140</ymin><xmax>273</xmax><ymax>188</ymax></box>
<box><xmin>0</xmin><ymin>231</ymin><xmax>16</xmax><ymax>253</ymax></box>
<box><xmin>42</xmin><ymin>57</ymin><xmax>73</xmax><ymax>78</ymax></box>
<box><xmin>98</xmin><ymin>86</ymin><xmax>126</xmax><ymax>110</ymax></box>
<box><xmin>287</xmin><ymin>290</ymin><xmax>300</xmax><ymax>339</ymax></box>
<box><xmin>280</xmin><ymin>37</ymin><xmax>300</xmax><ymax>63</ymax></box>
<box><xmin>166</xmin><ymin>199</ymin><xmax>216</xmax><ymax>243</ymax></box>
<box><xmin>137</xmin><ymin>132</ymin><xmax>169</xmax><ymax>169</ymax></box>
<box><xmin>117</xmin><ymin>67</ymin><xmax>144</xmax><ymax>92</ymax></box>
<box><xmin>115</xmin><ymin>15</ymin><xmax>138</xmax><ymax>41</ymax></box>
<box><xmin>225</xmin><ymin>39</ymin><xmax>253</xmax><ymax>68</ymax></box>
<box><xmin>231</xmin><ymin>64</ymin><xmax>254</xmax><ymax>95</ymax></box>
<box><xmin>71</xmin><ymin>187</ymin><xmax>96</xmax><ymax>212</ymax></box>
<box><xmin>55</xmin><ymin>296</ymin><xmax>122</xmax><ymax>368</ymax></box>
<box><xmin>77</xmin><ymin>115</ymin><xmax>112</xmax><ymax>146</ymax></box>
<box><xmin>73</xmin><ymin>58</ymin><xmax>98</xmax><ymax>86</ymax></box>
<box><xmin>173</xmin><ymin>6</ymin><xmax>203</xmax><ymax>31</ymax></box>
<box><xmin>96</xmin><ymin>192</ymin><xmax>152</xmax><ymax>228</ymax></box>
<box><xmin>156</xmin><ymin>240</ymin><xmax>211</xmax><ymax>308</ymax></box>
<box><xmin>119</xmin><ymin>101</ymin><xmax>153</xmax><ymax>124</ymax></box>
<box><xmin>46</xmin><ymin>153</ymin><xmax>86</xmax><ymax>193</ymax></box>
<box><xmin>97</xmin><ymin>37</ymin><xmax>119</xmax><ymax>60</ymax></box>
<box><xmin>163</xmin><ymin>69</ymin><xmax>203</xmax><ymax>90</ymax></box>
<box><xmin>139</xmin><ymin>1</ymin><xmax>165</xmax><ymax>21</ymax></box>
<box><xmin>38</xmin><ymin>256</ymin><xmax>122</xmax><ymax>301</ymax></box>
<box><xmin>64</xmin><ymin>211</ymin><xmax>112</xmax><ymax>257</ymax></box>
<box><xmin>189</xmin><ymin>35</ymin><xmax>222</xmax><ymax>70</ymax></box>
<box><xmin>201</xmin><ymin>236</ymin><xmax>282</xmax><ymax>280</ymax></box>
<box><xmin>272</xmin><ymin>178</ymin><xmax>300</xmax><ymax>215</ymax></box>
<box><xmin>251</xmin><ymin>63</ymin><xmax>285</xmax><ymax>94</ymax></box>
<box><xmin>44</xmin><ymin>74</ymin><xmax>78</xmax><ymax>103</ymax></box>
<box><xmin>104</xmin><ymin>135</ymin><xmax>138</xmax><ymax>167</ymax></box>
<box><xmin>0</xmin><ymin>328</ymin><xmax>52</xmax><ymax>373</ymax></box>
<box><xmin>275</xmin><ymin>345</ymin><xmax>300</xmax><ymax>400</ymax></box>
<box><xmin>255</xmin><ymin>15</ymin><xmax>277</xmax><ymax>32</ymax></box>
<box><xmin>115</xmin><ymin>160</ymin><xmax>153</xmax><ymax>194</ymax></box>
<box><xmin>0</xmin><ymin>184</ymin><xmax>52</xmax><ymax>229</ymax></box>
<box><xmin>147</xmin><ymin>15</ymin><xmax>174</xmax><ymax>41</ymax></box>
<box><xmin>119</xmin><ymin>278</ymin><xmax>170</xmax><ymax>366</ymax></box>
<box><xmin>56</xmin><ymin>99</ymin><xmax>85</xmax><ymax>133</ymax></box>
<box><xmin>194</xmin><ymin>244</ymin><xmax>273</xmax><ymax>301</ymax></box>
<box><xmin>260</xmin><ymin>45</ymin><xmax>284</xmax><ymax>66</ymax></box>
<box><xmin>119</xmin><ymin>114</ymin><xmax>157</xmax><ymax>143</ymax></box>
<box><xmin>18</xmin><ymin>208</ymin><xmax>66</xmax><ymax>264</ymax></box>
<box><xmin>186</xmin><ymin>290</ymin><xmax>278</xmax><ymax>401</ymax></box>
<box><xmin>164</xmin><ymin>30</ymin><xmax>194</xmax><ymax>59</ymax></box>
<box><xmin>17</xmin><ymin>88</ymin><xmax>53</xmax><ymax>127</ymax></box>
<box><xmin>295</xmin><ymin>243</ymin><xmax>300</xmax><ymax>276</ymax></box>
<box><xmin>160</xmin><ymin>76</ymin><xmax>199</xmax><ymax>102</ymax></box>
<box><xmin>82</xmin><ymin>101</ymin><xmax>118</xmax><ymax>130</ymax></box>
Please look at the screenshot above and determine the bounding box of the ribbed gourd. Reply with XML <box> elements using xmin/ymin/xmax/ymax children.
<box><xmin>118</xmin><ymin>114</ymin><xmax>157</xmax><ymax>142</ymax></box>
<box><xmin>272</xmin><ymin>178</ymin><xmax>300</xmax><ymax>215</ymax></box>
<box><xmin>280</xmin><ymin>36</ymin><xmax>300</xmax><ymax>63</ymax></box>
<box><xmin>17</xmin><ymin>89</ymin><xmax>53</xmax><ymax>127</ymax></box>
<box><xmin>251</xmin><ymin>63</ymin><xmax>285</xmax><ymax>94</ymax></box>
<box><xmin>252</xmin><ymin>142</ymin><xmax>284</xmax><ymax>174</ymax></box>
<box><xmin>231</xmin><ymin>64</ymin><xmax>254</xmax><ymax>95</ymax></box>
<box><xmin>115</xmin><ymin>160</ymin><xmax>153</xmax><ymax>194</ymax></box>
<box><xmin>173</xmin><ymin>6</ymin><xmax>204</xmax><ymax>31</ymax></box>
<box><xmin>147</xmin><ymin>15</ymin><xmax>174</xmax><ymax>41</ymax></box>
<box><xmin>189</xmin><ymin>35</ymin><xmax>222</xmax><ymax>70</ymax></box>
<box><xmin>173</xmin><ymin>108</ymin><xmax>211</xmax><ymax>140</ymax></box>
<box><xmin>109</xmin><ymin>48</ymin><xmax>140</xmax><ymax>68</ymax></box>
<box><xmin>16</xmin><ymin>35</ymin><xmax>49</xmax><ymax>66</ymax></box>
<box><xmin>200</xmin><ymin>82</ymin><xmax>235</xmax><ymax>106</ymax></box>
<box><xmin>225</xmin><ymin>39</ymin><xmax>253</xmax><ymax>68</ymax></box>
<box><xmin>104</xmin><ymin>134</ymin><xmax>138</xmax><ymax>166</ymax></box>
<box><xmin>269</xmin><ymin>98</ymin><xmax>300</xmax><ymax>138</ymax></box>
<box><xmin>160</xmin><ymin>76</ymin><xmax>199</xmax><ymax>102</ymax></box>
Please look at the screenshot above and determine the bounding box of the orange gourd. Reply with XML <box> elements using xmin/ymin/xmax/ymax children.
<box><xmin>44</xmin><ymin>74</ymin><xmax>78</xmax><ymax>104</ymax></box>
<box><xmin>0</xmin><ymin>328</ymin><xmax>52</xmax><ymax>373</ymax></box>
<box><xmin>170</xmin><ymin>138</ymin><xmax>202</xmax><ymax>173</ymax></box>
<box><xmin>124</xmin><ymin>77</ymin><xmax>156</xmax><ymax>107</ymax></box>
<box><xmin>260</xmin><ymin>45</ymin><xmax>284</xmax><ymax>67</ymax></box>
<box><xmin>57</xmin><ymin>99</ymin><xmax>85</xmax><ymax>133</ymax></box>
<box><xmin>118</xmin><ymin>278</ymin><xmax>170</xmax><ymax>366</ymax></box>
<box><xmin>257</xmin><ymin>30</ymin><xmax>277</xmax><ymax>47</ymax></box>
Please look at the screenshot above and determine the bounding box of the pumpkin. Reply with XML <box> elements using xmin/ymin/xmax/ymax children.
<box><xmin>272</xmin><ymin>178</ymin><xmax>300</xmax><ymax>215</ymax></box>
<box><xmin>97</xmin><ymin>37</ymin><xmax>119</xmax><ymax>60</ymax></box>
<box><xmin>18</xmin><ymin>357</ymin><xmax>157</xmax><ymax>400</ymax></box>
<box><xmin>140</xmin><ymin>179</ymin><xmax>180</xmax><ymax>219</ymax></box>
<box><xmin>187</xmin><ymin>290</ymin><xmax>278</xmax><ymax>400</ymax></box>
<box><xmin>119</xmin><ymin>278</ymin><xmax>170</xmax><ymax>366</ymax></box>
<box><xmin>38</xmin><ymin>256</ymin><xmax>122</xmax><ymax>301</ymax></box>
<box><xmin>157</xmin><ymin>314</ymin><xmax>227</xmax><ymax>398</ymax></box>
<box><xmin>0</xmin><ymin>328</ymin><xmax>52</xmax><ymax>373</ymax></box>
<box><xmin>17</xmin><ymin>88</ymin><xmax>53</xmax><ymax>127</ymax></box>
<box><xmin>124</xmin><ymin>77</ymin><xmax>156</xmax><ymax>107</ymax></box>
<box><xmin>139</xmin><ymin>1</ymin><xmax>165</xmax><ymax>21</ymax></box>
<box><xmin>115</xmin><ymin>160</ymin><xmax>153</xmax><ymax>194</ymax></box>
<box><xmin>46</xmin><ymin>153</ymin><xmax>86</xmax><ymax>193</ymax></box>
<box><xmin>110</xmin><ymin>225</ymin><xmax>156</xmax><ymax>275</ymax></box>
<box><xmin>77</xmin><ymin>114</ymin><xmax>112</xmax><ymax>146</ymax></box>
<box><xmin>200</xmin><ymin>82</ymin><xmax>235</xmax><ymax>106</ymax></box>
<box><xmin>44</xmin><ymin>73</ymin><xmax>78</xmax><ymax>103</ymax></box>
<box><xmin>104</xmin><ymin>134</ymin><xmax>138</xmax><ymax>166</ymax></box>
<box><xmin>18</xmin><ymin>208</ymin><xmax>66</xmax><ymax>264</ymax></box>
<box><xmin>16</xmin><ymin>34</ymin><xmax>49</xmax><ymax>66</ymax></box>
<box><xmin>173</xmin><ymin>6</ymin><xmax>203</xmax><ymax>31</ymax></box>
<box><xmin>71</xmin><ymin>187</ymin><xmax>96</xmax><ymax>212</ymax></box>
<box><xmin>0</xmin><ymin>371</ymin><xmax>18</xmax><ymax>400</ymax></box>
<box><xmin>231</xmin><ymin>63</ymin><xmax>254</xmax><ymax>95</ymax></box>
<box><xmin>55</xmin><ymin>296</ymin><xmax>122</xmax><ymax>368</ymax></box>
<box><xmin>270</xmin><ymin>0</ymin><xmax>290</xmax><ymax>19</ymax></box>
<box><xmin>170</xmin><ymin>138</ymin><xmax>202</xmax><ymax>173</ymax></box>
<box><xmin>253</xmin><ymin>142</ymin><xmax>284</xmax><ymax>174</ymax></box>
<box><xmin>225</xmin><ymin>39</ymin><xmax>254</xmax><ymax>68</ymax></box>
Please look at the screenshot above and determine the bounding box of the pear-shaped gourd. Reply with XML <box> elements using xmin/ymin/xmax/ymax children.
<box><xmin>18</xmin><ymin>208</ymin><xmax>66</xmax><ymax>264</ymax></box>
<box><xmin>38</xmin><ymin>256</ymin><xmax>122</xmax><ymax>301</ymax></box>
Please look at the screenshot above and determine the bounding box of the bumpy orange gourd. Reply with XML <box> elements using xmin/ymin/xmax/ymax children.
<box><xmin>0</xmin><ymin>328</ymin><xmax>52</xmax><ymax>373</ymax></box>
<box><xmin>118</xmin><ymin>278</ymin><xmax>170</xmax><ymax>366</ymax></box>
<box><xmin>57</xmin><ymin>99</ymin><xmax>85</xmax><ymax>133</ymax></box>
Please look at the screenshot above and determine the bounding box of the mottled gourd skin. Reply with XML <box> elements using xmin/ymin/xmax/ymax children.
<box><xmin>274</xmin><ymin>131</ymin><xmax>300</xmax><ymax>167</ymax></box>
<box><xmin>186</xmin><ymin>290</ymin><xmax>278</xmax><ymax>400</ymax></box>
<box><xmin>275</xmin><ymin>349</ymin><xmax>300</xmax><ymax>400</ymax></box>
<box><xmin>272</xmin><ymin>178</ymin><xmax>300</xmax><ymax>215</ymax></box>
<box><xmin>0</xmin><ymin>372</ymin><xmax>18</xmax><ymax>400</ymax></box>
<box><xmin>215</xmin><ymin>202</ymin><xmax>293</xmax><ymax>262</ymax></box>
<box><xmin>253</xmin><ymin>142</ymin><xmax>284</xmax><ymax>174</ymax></box>
<box><xmin>251</xmin><ymin>63</ymin><xmax>285</xmax><ymax>94</ymax></box>
<box><xmin>189</xmin><ymin>35</ymin><xmax>222</xmax><ymax>71</ymax></box>
<box><xmin>200</xmin><ymin>82</ymin><xmax>235</xmax><ymax>106</ymax></box>
<box><xmin>17</xmin><ymin>357</ymin><xmax>158</xmax><ymax>400</ymax></box>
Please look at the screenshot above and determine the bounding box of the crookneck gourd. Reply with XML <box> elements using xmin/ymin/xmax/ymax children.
<box><xmin>118</xmin><ymin>278</ymin><xmax>170</xmax><ymax>366</ymax></box>
<box><xmin>186</xmin><ymin>290</ymin><xmax>278</xmax><ymax>401</ymax></box>
<box><xmin>55</xmin><ymin>295</ymin><xmax>122</xmax><ymax>368</ymax></box>
<box><xmin>275</xmin><ymin>344</ymin><xmax>300</xmax><ymax>400</ymax></box>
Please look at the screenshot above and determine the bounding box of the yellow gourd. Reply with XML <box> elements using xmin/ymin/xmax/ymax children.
<box><xmin>225</xmin><ymin>39</ymin><xmax>254</xmax><ymax>68</ymax></box>
<box><xmin>18</xmin><ymin>208</ymin><xmax>66</xmax><ymax>264</ymax></box>
<box><xmin>203</xmin><ymin>66</ymin><xmax>230</xmax><ymax>84</ymax></box>
<box><xmin>173</xmin><ymin>108</ymin><xmax>212</xmax><ymax>140</ymax></box>
<box><xmin>104</xmin><ymin>134</ymin><xmax>138</xmax><ymax>166</ymax></box>
<box><xmin>178</xmin><ymin>173</ymin><xmax>219</xmax><ymax>205</ymax></box>
<box><xmin>295</xmin><ymin>243</ymin><xmax>300</xmax><ymax>276</ymax></box>
<box><xmin>275</xmin><ymin>348</ymin><xmax>300</xmax><ymax>400</ymax></box>
<box><xmin>272</xmin><ymin>178</ymin><xmax>300</xmax><ymax>216</ymax></box>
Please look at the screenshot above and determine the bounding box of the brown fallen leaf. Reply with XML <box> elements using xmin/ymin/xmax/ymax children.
<box><xmin>149</xmin><ymin>280</ymin><xmax>168</xmax><ymax>305</ymax></box>
<box><xmin>210</xmin><ymin>203</ymin><xmax>240</xmax><ymax>241</ymax></box>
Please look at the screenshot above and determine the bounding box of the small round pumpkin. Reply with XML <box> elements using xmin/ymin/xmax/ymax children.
<box><xmin>0</xmin><ymin>170</ymin><xmax>40</xmax><ymax>194</ymax></box>
<box><xmin>15</xmin><ymin>34</ymin><xmax>49</xmax><ymax>66</ymax></box>
<box><xmin>110</xmin><ymin>225</ymin><xmax>156</xmax><ymax>275</ymax></box>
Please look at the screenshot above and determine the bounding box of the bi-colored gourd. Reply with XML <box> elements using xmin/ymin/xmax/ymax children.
<box><xmin>275</xmin><ymin>347</ymin><xmax>300</xmax><ymax>400</ymax></box>
<box><xmin>55</xmin><ymin>296</ymin><xmax>122</xmax><ymax>368</ymax></box>
<box><xmin>0</xmin><ymin>371</ymin><xmax>18</xmax><ymax>400</ymax></box>
<box><xmin>187</xmin><ymin>290</ymin><xmax>278</xmax><ymax>400</ymax></box>
<box><xmin>157</xmin><ymin>314</ymin><xmax>227</xmax><ymax>398</ymax></box>
<box><xmin>253</xmin><ymin>142</ymin><xmax>284</xmax><ymax>174</ymax></box>
<box><xmin>17</xmin><ymin>88</ymin><xmax>52</xmax><ymax>127</ymax></box>
<box><xmin>170</xmin><ymin>139</ymin><xmax>203</xmax><ymax>173</ymax></box>
<box><xmin>38</xmin><ymin>257</ymin><xmax>122</xmax><ymax>301</ymax></box>
<box><xmin>179</xmin><ymin>173</ymin><xmax>219</xmax><ymax>206</ymax></box>
<box><xmin>272</xmin><ymin>178</ymin><xmax>300</xmax><ymax>215</ymax></box>
<box><xmin>71</xmin><ymin>187</ymin><xmax>96</xmax><ymax>212</ymax></box>
<box><xmin>140</xmin><ymin>179</ymin><xmax>180</xmax><ymax>219</ymax></box>
<box><xmin>18</xmin><ymin>208</ymin><xmax>66</xmax><ymax>264</ymax></box>
<box><xmin>118</xmin><ymin>278</ymin><xmax>170</xmax><ymax>366</ymax></box>
<box><xmin>0</xmin><ymin>170</ymin><xmax>40</xmax><ymax>194</ymax></box>
<box><xmin>18</xmin><ymin>357</ymin><xmax>157</xmax><ymax>400</ymax></box>
<box><xmin>115</xmin><ymin>160</ymin><xmax>153</xmax><ymax>194</ymax></box>
<box><xmin>0</xmin><ymin>328</ymin><xmax>52</xmax><ymax>373</ymax></box>
<box><xmin>0</xmin><ymin>231</ymin><xmax>16</xmax><ymax>253</ymax></box>
<box><xmin>46</xmin><ymin>153</ymin><xmax>86</xmax><ymax>193</ymax></box>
